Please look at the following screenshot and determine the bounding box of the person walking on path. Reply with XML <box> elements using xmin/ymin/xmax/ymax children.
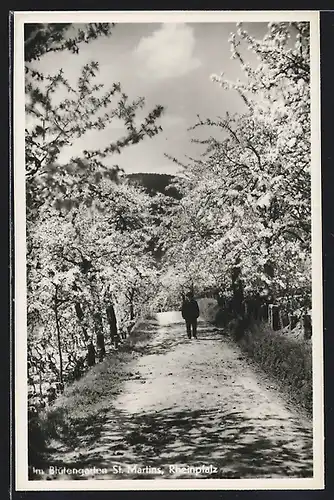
<box><xmin>181</xmin><ymin>291</ymin><xmax>200</xmax><ymax>339</ymax></box>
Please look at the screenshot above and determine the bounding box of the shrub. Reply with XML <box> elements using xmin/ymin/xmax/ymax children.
<box><xmin>201</xmin><ymin>298</ymin><xmax>312</xmax><ymax>415</ymax></box>
<box><xmin>28</xmin><ymin>409</ymin><xmax>48</xmax><ymax>468</ymax></box>
<box><xmin>198</xmin><ymin>298</ymin><xmax>219</xmax><ymax>323</ymax></box>
<box><xmin>239</xmin><ymin>323</ymin><xmax>312</xmax><ymax>414</ymax></box>
<box><xmin>198</xmin><ymin>298</ymin><xmax>229</xmax><ymax>326</ymax></box>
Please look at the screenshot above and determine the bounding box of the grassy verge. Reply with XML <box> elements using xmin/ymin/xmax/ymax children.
<box><xmin>198</xmin><ymin>298</ymin><xmax>312</xmax><ymax>415</ymax></box>
<box><xmin>238</xmin><ymin>323</ymin><xmax>312</xmax><ymax>414</ymax></box>
<box><xmin>28</xmin><ymin>318</ymin><xmax>158</xmax><ymax>474</ymax></box>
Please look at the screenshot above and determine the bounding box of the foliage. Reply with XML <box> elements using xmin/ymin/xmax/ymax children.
<box><xmin>25</xmin><ymin>23</ymin><xmax>114</xmax><ymax>63</ymax></box>
<box><xmin>25</xmin><ymin>62</ymin><xmax>164</xmax><ymax>212</ymax></box>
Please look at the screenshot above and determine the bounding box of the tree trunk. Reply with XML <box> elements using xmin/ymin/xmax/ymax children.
<box><xmin>54</xmin><ymin>286</ymin><xmax>64</xmax><ymax>388</ymax></box>
<box><xmin>263</xmin><ymin>235</ymin><xmax>275</xmax><ymax>301</ymax></box>
<box><xmin>129</xmin><ymin>290</ymin><xmax>135</xmax><ymax>321</ymax></box>
<box><xmin>93</xmin><ymin>312</ymin><xmax>106</xmax><ymax>361</ymax></box>
<box><xmin>106</xmin><ymin>303</ymin><xmax>119</xmax><ymax>348</ymax></box>
<box><xmin>39</xmin><ymin>371</ymin><xmax>43</xmax><ymax>405</ymax></box>
<box><xmin>231</xmin><ymin>263</ymin><xmax>244</xmax><ymax>318</ymax></box>
<box><xmin>96</xmin><ymin>333</ymin><xmax>106</xmax><ymax>361</ymax></box>
<box><xmin>74</xmin><ymin>302</ymin><xmax>89</xmax><ymax>341</ymax></box>
<box><xmin>74</xmin><ymin>301</ymin><xmax>94</xmax><ymax>367</ymax></box>
<box><xmin>87</xmin><ymin>342</ymin><xmax>96</xmax><ymax>366</ymax></box>
<box><xmin>75</xmin><ymin>302</ymin><xmax>89</xmax><ymax>343</ymax></box>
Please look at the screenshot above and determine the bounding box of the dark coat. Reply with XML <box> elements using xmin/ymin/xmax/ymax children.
<box><xmin>181</xmin><ymin>298</ymin><xmax>200</xmax><ymax>321</ymax></box>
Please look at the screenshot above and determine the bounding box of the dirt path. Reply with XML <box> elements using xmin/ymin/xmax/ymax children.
<box><xmin>45</xmin><ymin>311</ymin><xmax>313</xmax><ymax>480</ymax></box>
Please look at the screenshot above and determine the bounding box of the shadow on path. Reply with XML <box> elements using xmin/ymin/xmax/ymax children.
<box><xmin>46</xmin><ymin>406</ymin><xmax>312</xmax><ymax>480</ymax></box>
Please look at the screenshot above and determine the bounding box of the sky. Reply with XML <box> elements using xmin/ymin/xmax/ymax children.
<box><xmin>27</xmin><ymin>22</ymin><xmax>267</xmax><ymax>175</ymax></box>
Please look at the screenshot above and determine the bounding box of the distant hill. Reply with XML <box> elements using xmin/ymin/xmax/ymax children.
<box><xmin>126</xmin><ymin>172</ymin><xmax>182</xmax><ymax>199</ymax></box>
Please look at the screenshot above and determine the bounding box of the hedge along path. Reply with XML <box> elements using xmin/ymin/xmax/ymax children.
<box><xmin>44</xmin><ymin>311</ymin><xmax>313</xmax><ymax>480</ymax></box>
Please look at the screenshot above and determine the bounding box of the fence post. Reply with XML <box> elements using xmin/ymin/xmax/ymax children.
<box><xmin>279</xmin><ymin>310</ymin><xmax>289</xmax><ymax>328</ymax></box>
<box><xmin>268</xmin><ymin>304</ymin><xmax>280</xmax><ymax>331</ymax></box>
<box><xmin>288</xmin><ymin>314</ymin><xmax>298</xmax><ymax>330</ymax></box>
<box><xmin>260</xmin><ymin>304</ymin><xmax>268</xmax><ymax>322</ymax></box>
<box><xmin>303</xmin><ymin>314</ymin><xmax>312</xmax><ymax>339</ymax></box>
<box><xmin>268</xmin><ymin>304</ymin><xmax>272</xmax><ymax>326</ymax></box>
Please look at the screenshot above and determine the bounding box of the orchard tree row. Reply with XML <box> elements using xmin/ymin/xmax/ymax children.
<box><xmin>25</xmin><ymin>23</ymin><xmax>166</xmax><ymax>406</ymax></box>
<box><xmin>155</xmin><ymin>22</ymin><xmax>311</xmax><ymax>320</ymax></box>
